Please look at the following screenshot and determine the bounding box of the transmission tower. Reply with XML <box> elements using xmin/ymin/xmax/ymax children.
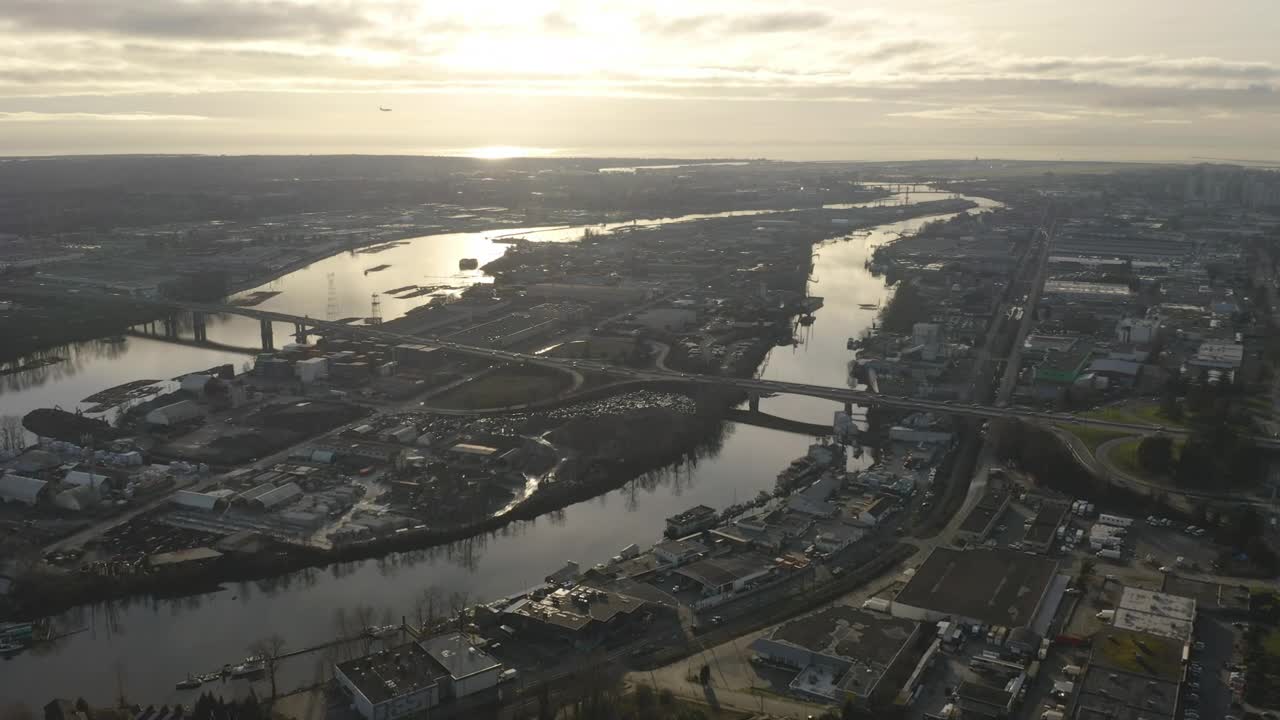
<box><xmin>369</xmin><ymin>293</ymin><xmax>382</xmax><ymax>325</ymax></box>
<box><xmin>326</xmin><ymin>272</ymin><xmax>339</xmax><ymax>321</ymax></box>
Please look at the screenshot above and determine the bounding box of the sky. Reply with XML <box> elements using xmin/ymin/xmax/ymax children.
<box><xmin>1</xmin><ymin>0</ymin><xmax>1278</xmax><ymax>161</ymax></box>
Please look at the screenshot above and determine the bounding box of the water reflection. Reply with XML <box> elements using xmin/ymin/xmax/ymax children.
<box><xmin>0</xmin><ymin>188</ymin><xmax>1000</xmax><ymax>705</ymax></box>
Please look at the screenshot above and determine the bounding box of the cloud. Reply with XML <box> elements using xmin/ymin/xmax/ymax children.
<box><xmin>643</xmin><ymin>10</ymin><xmax>832</xmax><ymax>36</ymax></box>
<box><xmin>0</xmin><ymin>111</ymin><xmax>208</xmax><ymax>122</ymax></box>
<box><xmin>724</xmin><ymin>11</ymin><xmax>832</xmax><ymax>34</ymax></box>
<box><xmin>887</xmin><ymin>106</ymin><xmax>1080</xmax><ymax>122</ymax></box>
<box><xmin>1145</xmin><ymin>118</ymin><xmax>1192</xmax><ymax>125</ymax></box>
<box><xmin>0</xmin><ymin>0</ymin><xmax>367</xmax><ymax>41</ymax></box>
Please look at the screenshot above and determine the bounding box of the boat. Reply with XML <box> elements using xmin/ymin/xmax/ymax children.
<box><xmin>799</xmin><ymin>315</ymin><xmax>815</xmax><ymax>326</ymax></box>
<box><xmin>176</xmin><ymin>676</ymin><xmax>202</xmax><ymax>690</ymax></box>
<box><xmin>858</xmin><ymin>301</ymin><xmax>880</xmax><ymax>309</ymax></box>
<box><xmin>197</xmin><ymin>671</ymin><xmax>222</xmax><ymax>683</ymax></box>
<box><xmin>458</xmin><ymin>258</ymin><xmax>479</xmax><ymax>270</ymax></box>
<box><xmin>230</xmin><ymin>656</ymin><xmax>265</xmax><ymax>678</ymax></box>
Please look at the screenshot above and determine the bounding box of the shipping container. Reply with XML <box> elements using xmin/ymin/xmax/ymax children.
<box><xmin>1098</xmin><ymin>513</ymin><xmax>1133</xmax><ymax>528</ymax></box>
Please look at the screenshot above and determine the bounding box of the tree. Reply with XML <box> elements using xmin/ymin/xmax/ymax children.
<box><xmin>1137</xmin><ymin>435</ymin><xmax>1175</xmax><ymax>475</ymax></box>
<box><xmin>248</xmin><ymin>633</ymin><xmax>287</xmax><ymax>702</ymax></box>
<box><xmin>1076</xmin><ymin>557</ymin><xmax>1096</xmax><ymax>588</ymax></box>
<box><xmin>0</xmin><ymin>415</ymin><xmax>25</xmax><ymax>454</ymax></box>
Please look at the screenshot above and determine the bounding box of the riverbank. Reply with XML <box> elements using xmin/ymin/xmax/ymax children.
<box><xmin>0</xmin><ymin>387</ymin><xmax>744</xmax><ymax>620</ymax></box>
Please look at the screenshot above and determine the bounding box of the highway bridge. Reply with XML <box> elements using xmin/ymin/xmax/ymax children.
<box><xmin>7</xmin><ymin>283</ymin><xmax>1276</xmax><ymax>449</ymax></box>
<box><xmin>152</xmin><ymin>298</ymin><xmax>1280</xmax><ymax>449</ymax></box>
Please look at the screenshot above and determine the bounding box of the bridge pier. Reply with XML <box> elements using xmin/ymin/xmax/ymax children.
<box><xmin>162</xmin><ymin>314</ymin><xmax>178</xmax><ymax>338</ymax></box>
<box><xmin>844</xmin><ymin>400</ymin><xmax>853</xmax><ymax>415</ymax></box>
<box><xmin>294</xmin><ymin>322</ymin><xmax>309</xmax><ymax>344</ymax></box>
<box><xmin>260</xmin><ymin>319</ymin><xmax>274</xmax><ymax>351</ymax></box>
<box><xmin>748</xmin><ymin>391</ymin><xmax>760</xmax><ymax>413</ymax></box>
<box><xmin>192</xmin><ymin>312</ymin><xmax>207</xmax><ymax>342</ymax></box>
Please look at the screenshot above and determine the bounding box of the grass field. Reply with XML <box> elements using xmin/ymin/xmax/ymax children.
<box><xmin>545</xmin><ymin>337</ymin><xmax>644</xmax><ymax>364</ymax></box>
<box><xmin>429</xmin><ymin>365</ymin><xmax>575</xmax><ymax>410</ymax></box>
<box><xmin>1083</xmin><ymin>402</ymin><xmax>1186</xmax><ymax>429</ymax></box>
<box><xmin>1108</xmin><ymin>436</ymin><xmax>1185</xmax><ymax>482</ymax></box>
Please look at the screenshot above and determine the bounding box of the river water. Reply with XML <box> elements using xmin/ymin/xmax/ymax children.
<box><xmin>0</xmin><ymin>189</ymin><xmax>998</xmax><ymax>705</ymax></box>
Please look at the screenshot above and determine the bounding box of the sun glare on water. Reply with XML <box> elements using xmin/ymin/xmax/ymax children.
<box><xmin>466</xmin><ymin>145</ymin><xmax>556</xmax><ymax>159</ymax></box>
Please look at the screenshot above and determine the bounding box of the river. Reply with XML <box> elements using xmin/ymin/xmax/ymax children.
<box><xmin>0</xmin><ymin>189</ymin><xmax>998</xmax><ymax>705</ymax></box>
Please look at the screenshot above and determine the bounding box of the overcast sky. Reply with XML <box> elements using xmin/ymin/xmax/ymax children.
<box><xmin>1</xmin><ymin>0</ymin><xmax>1277</xmax><ymax>160</ymax></box>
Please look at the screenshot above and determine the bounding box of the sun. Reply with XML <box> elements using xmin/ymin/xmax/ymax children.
<box><xmin>466</xmin><ymin>145</ymin><xmax>556</xmax><ymax>160</ymax></box>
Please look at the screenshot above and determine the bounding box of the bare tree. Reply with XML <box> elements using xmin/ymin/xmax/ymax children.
<box><xmin>249</xmin><ymin>633</ymin><xmax>287</xmax><ymax>702</ymax></box>
<box><xmin>0</xmin><ymin>415</ymin><xmax>25</xmax><ymax>454</ymax></box>
<box><xmin>413</xmin><ymin>586</ymin><xmax>442</xmax><ymax>633</ymax></box>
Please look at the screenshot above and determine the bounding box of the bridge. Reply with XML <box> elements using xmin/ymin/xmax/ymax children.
<box><xmin>153</xmin><ymin>298</ymin><xmax>1280</xmax><ymax>449</ymax></box>
<box><xmin>8</xmin><ymin>283</ymin><xmax>1278</xmax><ymax>449</ymax></box>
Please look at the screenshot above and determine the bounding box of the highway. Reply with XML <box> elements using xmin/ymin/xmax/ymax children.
<box><xmin>153</xmin><ymin>299</ymin><xmax>1280</xmax><ymax>449</ymax></box>
<box><xmin>10</xmin><ymin>283</ymin><xmax>1280</xmax><ymax>449</ymax></box>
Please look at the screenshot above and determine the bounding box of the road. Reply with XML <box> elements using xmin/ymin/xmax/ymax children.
<box><xmin>14</xmin><ymin>285</ymin><xmax>1273</xmax><ymax>446</ymax></box>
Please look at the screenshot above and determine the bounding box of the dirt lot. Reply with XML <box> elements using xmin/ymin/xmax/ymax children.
<box><xmin>428</xmin><ymin>365</ymin><xmax>576</xmax><ymax>410</ymax></box>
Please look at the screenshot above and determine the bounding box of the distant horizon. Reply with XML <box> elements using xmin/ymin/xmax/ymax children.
<box><xmin>0</xmin><ymin>147</ymin><xmax>1275</xmax><ymax>167</ymax></box>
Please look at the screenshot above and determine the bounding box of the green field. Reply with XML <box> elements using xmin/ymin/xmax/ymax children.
<box><xmin>1107</xmin><ymin>436</ymin><xmax>1184</xmax><ymax>482</ymax></box>
<box><xmin>1083</xmin><ymin>403</ymin><xmax>1186</xmax><ymax>429</ymax></box>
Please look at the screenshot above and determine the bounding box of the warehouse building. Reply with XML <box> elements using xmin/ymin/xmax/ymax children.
<box><xmin>891</xmin><ymin>549</ymin><xmax>1061</xmax><ymax>629</ymax></box>
<box><xmin>502</xmin><ymin>585</ymin><xmax>647</xmax><ymax>648</ymax></box>
<box><xmin>145</xmin><ymin>399</ymin><xmax>205</xmax><ymax>427</ymax></box>
<box><xmin>1112</xmin><ymin>587</ymin><xmax>1196</xmax><ymax>643</ymax></box>
<box><xmin>0</xmin><ymin>473</ymin><xmax>49</xmax><ymax>506</ymax></box>
<box><xmin>418</xmin><ymin>633</ymin><xmax>503</xmax><ymax>700</ymax></box>
<box><xmin>334</xmin><ymin>642</ymin><xmax>447</xmax><ymax>720</ymax></box>
<box><xmin>253</xmin><ymin>481</ymin><xmax>303</xmax><ymax>511</ymax></box>
<box><xmin>749</xmin><ymin>605</ymin><xmax>923</xmax><ymax>707</ymax></box>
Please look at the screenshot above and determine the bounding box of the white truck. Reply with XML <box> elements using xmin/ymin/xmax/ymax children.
<box><xmin>1098</xmin><ymin>513</ymin><xmax>1133</xmax><ymax>528</ymax></box>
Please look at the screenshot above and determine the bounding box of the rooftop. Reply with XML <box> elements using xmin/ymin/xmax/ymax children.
<box><xmin>1043</xmin><ymin>280</ymin><xmax>1133</xmax><ymax>299</ymax></box>
<box><xmin>1112</xmin><ymin>587</ymin><xmax>1196</xmax><ymax>641</ymax></box>
<box><xmin>675</xmin><ymin>552</ymin><xmax>774</xmax><ymax>589</ymax></box>
<box><xmin>1078</xmin><ymin>647</ymin><xmax>1180</xmax><ymax>719</ymax></box>
<box><xmin>893</xmin><ymin>548</ymin><xmax>1058</xmax><ymax>627</ymax></box>
<box><xmin>418</xmin><ymin>633</ymin><xmax>501</xmax><ymax>680</ymax></box>
<box><xmin>508</xmin><ymin>585</ymin><xmax>645</xmax><ymax>633</ymax></box>
<box><xmin>335</xmin><ymin>642</ymin><xmax>446</xmax><ymax>705</ymax></box>
<box><xmin>1090</xmin><ymin>626</ymin><xmax>1185</xmax><ymax>682</ymax></box>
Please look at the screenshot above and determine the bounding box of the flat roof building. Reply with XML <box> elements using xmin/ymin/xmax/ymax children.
<box><xmin>334</xmin><ymin>642</ymin><xmax>446</xmax><ymax>720</ymax></box>
<box><xmin>504</xmin><ymin>585</ymin><xmax>646</xmax><ymax>647</ymax></box>
<box><xmin>418</xmin><ymin>633</ymin><xmax>502</xmax><ymax>701</ymax></box>
<box><xmin>1112</xmin><ymin>587</ymin><xmax>1196</xmax><ymax>642</ymax></box>
<box><xmin>748</xmin><ymin>605</ymin><xmax>922</xmax><ymax>706</ymax></box>
<box><xmin>891</xmin><ymin>548</ymin><xmax>1059</xmax><ymax>628</ymax></box>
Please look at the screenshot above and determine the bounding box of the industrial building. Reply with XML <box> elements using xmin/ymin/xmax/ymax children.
<box><xmin>673</xmin><ymin>552</ymin><xmax>780</xmax><ymax>605</ymax></box>
<box><xmin>891</xmin><ymin>548</ymin><xmax>1061</xmax><ymax>629</ymax></box>
<box><xmin>1076</xmin><ymin>625</ymin><xmax>1183</xmax><ymax>720</ymax></box>
<box><xmin>0</xmin><ymin>473</ymin><xmax>49</xmax><ymax>506</ymax></box>
<box><xmin>665</xmin><ymin>505</ymin><xmax>717</xmax><ymax>537</ymax></box>
<box><xmin>145</xmin><ymin>399</ymin><xmax>205</xmax><ymax>427</ymax></box>
<box><xmin>954</xmin><ymin>485</ymin><xmax>1011</xmax><ymax>544</ymax></box>
<box><xmin>334</xmin><ymin>642</ymin><xmax>447</xmax><ymax>720</ymax></box>
<box><xmin>417</xmin><ymin>633</ymin><xmax>503</xmax><ymax>700</ymax></box>
<box><xmin>748</xmin><ymin>605</ymin><xmax>923</xmax><ymax>706</ymax></box>
<box><xmin>1111</xmin><ymin>586</ymin><xmax>1196</xmax><ymax>643</ymax></box>
<box><xmin>501</xmin><ymin>585</ymin><xmax>647</xmax><ymax>648</ymax></box>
